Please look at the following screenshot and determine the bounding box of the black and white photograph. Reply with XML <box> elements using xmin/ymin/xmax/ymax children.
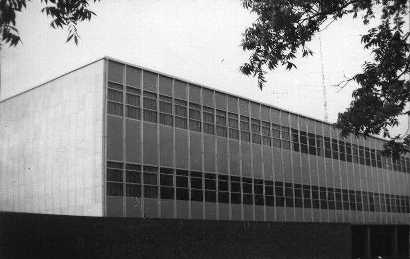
<box><xmin>0</xmin><ymin>1</ymin><xmax>410</xmax><ymax>258</ymax></box>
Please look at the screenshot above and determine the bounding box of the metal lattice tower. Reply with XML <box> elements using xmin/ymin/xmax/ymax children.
<box><xmin>319</xmin><ymin>33</ymin><xmax>329</xmax><ymax>122</ymax></box>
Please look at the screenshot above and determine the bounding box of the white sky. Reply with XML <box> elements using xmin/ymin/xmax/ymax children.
<box><xmin>1</xmin><ymin>0</ymin><xmax>408</xmax><ymax>134</ymax></box>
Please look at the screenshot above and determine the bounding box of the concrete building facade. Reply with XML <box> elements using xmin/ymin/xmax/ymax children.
<box><xmin>1</xmin><ymin>57</ymin><xmax>409</xmax><ymax>258</ymax></box>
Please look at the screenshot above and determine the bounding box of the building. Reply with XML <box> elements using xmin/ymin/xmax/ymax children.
<box><xmin>1</xmin><ymin>57</ymin><xmax>409</xmax><ymax>258</ymax></box>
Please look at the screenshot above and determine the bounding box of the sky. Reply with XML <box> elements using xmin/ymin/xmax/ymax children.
<box><xmin>2</xmin><ymin>0</ymin><xmax>408</xmax><ymax>135</ymax></box>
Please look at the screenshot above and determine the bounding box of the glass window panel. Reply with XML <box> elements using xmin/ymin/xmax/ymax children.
<box><xmin>108</xmin><ymin>102</ymin><xmax>123</xmax><ymax>116</ymax></box>
<box><xmin>107</xmin><ymin>182</ymin><xmax>123</xmax><ymax>196</ymax></box>
<box><xmin>126</xmin><ymin>106</ymin><xmax>140</xmax><ymax>119</ymax></box>
<box><xmin>176</xmin><ymin>188</ymin><xmax>189</xmax><ymax>200</ymax></box>
<box><xmin>160</xmin><ymin>187</ymin><xmax>174</xmax><ymax>199</ymax></box>
<box><xmin>108</xmin><ymin>89</ymin><xmax>123</xmax><ymax>103</ymax></box>
<box><xmin>107</xmin><ymin>169</ymin><xmax>123</xmax><ymax>182</ymax></box>
<box><xmin>144</xmin><ymin>186</ymin><xmax>158</xmax><ymax>198</ymax></box>
<box><xmin>126</xmin><ymin>184</ymin><xmax>141</xmax><ymax>197</ymax></box>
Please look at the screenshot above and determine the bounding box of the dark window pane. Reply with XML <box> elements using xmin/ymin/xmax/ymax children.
<box><xmin>189</xmin><ymin>120</ymin><xmax>202</xmax><ymax>132</ymax></box>
<box><xmin>126</xmin><ymin>94</ymin><xmax>139</xmax><ymax>106</ymax></box>
<box><xmin>231</xmin><ymin>193</ymin><xmax>241</xmax><ymax>204</ymax></box>
<box><xmin>108</xmin><ymin>89</ymin><xmax>123</xmax><ymax>103</ymax></box>
<box><xmin>176</xmin><ymin>176</ymin><xmax>188</xmax><ymax>188</ymax></box>
<box><xmin>276</xmin><ymin>196</ymin><xmax>285</xmax><ymax>207</ymax></box>
<box><xmin>144</xmin><ymin>186</ymin><xmax>158</xmax><ymax>198</ymax></box>
<box><xmin>108</xmin><ymin>102</ymin><xmax>123</xmax><ymax>116</ymax></box>
<box><xmin>205</xmin><ymin>179</ymin><xmax>216</xmax><ymax>190</ymax></box>
<box><xmin>218</xmin><ymin>192</ymin><xmax>229</xmax><ymax>203</ymax></box>
<box><xmin>191</xmin><ymin>190</ymin><xmax>203</xmax><ymax>201</ymax></box>
<box><xmin>160</xmin><ymin>187</ymin><xmax>174</xmax><ymax>199</ymax></box>
<box><xmin>126</xmin><ymin>106</ymin><xmax>140</xmax><ymax>119</ymax></box>
<box><xmin>107</xmin><ymin>169</ymin><xmax>123</xmax><ymax>182</ymax></box>
<box><xmin>126</xmin><ymin>170</ymin><xmax>141</xmax><ymax>183</ymax></box>
<box><xmin>143</xmin><ymin>110</ymin><xmax>157</xmax><ymax>123</ymax></box>
<box><xmin>191</xmin><ymin>178</ymin><xmax>203</xmax><ymax>189</ymax></box>
<box><xmin>126</xmin><ymin>184</ymin><xmax>141</xmax><ymax>197</ymax></box>
<box><xmin>107</xmin><ymin>182</ymin><xmax>123</xmax><ymax>196</ymax></box>
<box><xmin>143</xmin><ymin>98</ymin><xmax>157</xmax><ymax>110</ymax></box>
<box><xmin>159</xmin><ymin>113</ymin><xmax>173</xmax><ymax>126</ymax></box>
<box><xmin>243</xmin><ymin>194</ymin><xmax>253</xmax><ymax>204</ymax></box>
<box><xmin>144</xmin><ymin>173</ymin><xmax>157</xmax><ymax>185</ymax></box>
<box><xmin>108</xmin><ymin>81</ymin><xmax>123</xmax><ymax>90</ymax></box>
<box><xmin>160</xmin><ymin>174</ymin><xmax>173</xmax><ymax>186</ymax></box>
<box><xmin>265</xmin><ymin>196</ymin><xmax>275</xmax><ymax>206</ymax></box>
<box><xmin>176</xmin><ymin>188</ymin><xmax>189</xmax><ymax>200</ymax></box>
<box><xmin>255</xmin><ymin>195</ymin><xmax>264</xmax><ymax>205</ymax></box>
<box><xmin>205</xmin><ymin>191</ymin><xmax>216</xmax><ymax>202</ymax></box>
<box><xmin>175</xmin><ymin>117</ymin><xmax>187</xmax><ymax>129</ymax></box>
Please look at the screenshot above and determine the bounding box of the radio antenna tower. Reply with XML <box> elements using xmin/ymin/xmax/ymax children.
<box><xmin>318</xmin><ymin>32</ymin><xmax>329</xmax><ymax>122</ymax></box>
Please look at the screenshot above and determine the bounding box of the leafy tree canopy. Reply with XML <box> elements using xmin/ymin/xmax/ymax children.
<box><xmin>241</xmin><ymin>0</ymin><xmax>410</xmax><ymax>158</ymax></box>
<box><xmin>1</xmin><ymin>0</ymin><xmax>100</xmax><ymax>46</ymax></box>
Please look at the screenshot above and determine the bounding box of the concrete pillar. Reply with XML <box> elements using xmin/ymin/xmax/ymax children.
<box><xmin>365</xmin><ymin>226</ymin><xmax>372</xmax><ymax>259</ymax></box>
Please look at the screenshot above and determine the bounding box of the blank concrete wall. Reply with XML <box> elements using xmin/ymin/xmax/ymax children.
<box><xmin>0</xmin><ymin>60</ymin><xmax>104</xmax><ymax>216</ymax></box>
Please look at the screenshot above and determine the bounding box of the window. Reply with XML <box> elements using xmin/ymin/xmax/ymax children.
<box><xmin>370</xmin><ymin>149</ymin><xmax>377</xmax><ymax>167</ymax></box>
<box><xmin>174</xmin><ymin>99</ymin><xmax>187</xmax><ymax>129</ymax></box>
<box><xmin>358</xmin><ymin>146</ymin><xmax>365</xmax><ymax>165</ymax></box>
<box><xmin>352</xmin><ymin>144</ymin><xmax>359</xmax><ymax>164</ymax></box>
<box><xmin>126</xmin><ymin>164</ymin><xmax>141</xmax><ymax>183</ymax></box>
<box><xmin>349</xmin><ymin>190</ymin><xmax>356</xmax><ymax>211</ymax></box>
<box><xmin>216</xmin><ymin>110</ymin><xmax>227</xmax><ymax>137</ymax></box>
<box><xmin>291</xmin><ymin>129</ymin><xmax>299</xmax><ymax>152</ymax></box>
<box><xmin>203</xmin><ymin>106</ymin><xmax>215</xmax><ymax>135</ymax></box>
<box><xmin>327</xmin><ymin>188</ymin><xmax>335</xmax><ymax>210</ymax></box>
<box><xmin>159</xmin><ymin>95</ymin><xmax>173</xmax><ymax>126</ymax></box>
<box><xmin>284</xmin><ymin>182</ymin><xmax>294</xmax><ymax>207</ymax></box>
<box><xmin>335</xmin><ymin>189</ymin><xmax>342</xmax><ymax>210</ymax></box>
<box><xmin>107</xmin><ymin>161</ymin><xmax>123</xmax><ymax>182</ymax></box>
<box><xmin>107</xmin><ymin>82</ymin><xmax>123</xmax><ymax>116</ymax></box>
<box><xmin>303</xmin><ymin>185</ymin><xmax>311</xmax><ymax>208</ymax></box>
<box><xmin>125</xmin><ymin>87</ymin><xmax>141</xmax><ymax>120</ymax></box>
<box><xmin>364</xmin><ymin>147</ymin><xmax>371</xmax><ymax>166</ymax></box>
<box><xmin>254</xmin><ymin>179</ymin><xmax>264</xmax><ymax>205</ymax></box>
<box><xmin>312</xmin><ymin>186</ymin><xmax>319</xmax><ymax>209</ymax></box>
<box><xmin>319</xmin><ymin>187</ymin><xmax>328</xmax><ymax>209</ymax></box>
<box><xmin>281</xmin><ymin>127</ymin><xmax>291</xmax><ymax>150</ymax></box>
<box><xmin>261</xmin><ymin>121</ymin><xmax>271</xmax><ymax>146</ymax></box>
<box><xmin>308</xmin><ymin>133</ymin><xmax>316</xmax><ymax>155</ymax></box>
<box><xmin>230</xmin><ymin>176</ymin><xmax>241</xmax><ymax>204</ymax></box>
<box><xmin>107</xmin><ymin>161</ymin><xmax>123</xmax><ymax>196</ymax></box>
<box><xmin>331</xmin><ymin>139</ymin><xmax>339</xmax><ymax>160</ymax></box>
<box><xmin>205</xmin><ymin>173</ymin><xmax>216</xmax><ymax>202</ymax></box>
<box><xmin>107</xmin><ymin>182</ymin><xmax>123</xmax><ymax>196</ymax></box>
<box><xmin>339</xmin><ymin>141</ymin><xmax>346</xmax><ymax>161</ymax></box>
<box><xmin>300</xmin><ymin>131</ymin><xmax>308</xmax><ymax>154</ymax></box>
<box><xmin>143</xmin><ymin>166</ymin><xmax>158</xmax><ymax>198</ymax></box>
<box><xmin>324</xmin><ymin>137</ymin><xmax>331</xmax><ymax>158</ymax></box>
<box><xmin>271</xmin><ymin>124</ymin><xmax>281</xmax><ymax>148</ymax></box>
<box><xmin>251</xmin><ymin>119</ymin><xmax>261</xmax><ymax>144</ymax></box>
<box><xmin>190</xmin><ymin>171</ymin><xmax>203</xmax><ymax>202</ymax></box>
<box><xmin>265</xmin><ymin>180</ymin><xmax>274</xmax><ymax>206</ymax></box>
<box><xmin>228</xmin><ymin>113</ymin><xmax>239</xmax><ymax>140</ymax></box>
<box><xmin>176</xmin><ymin>170</ymin><xmax>189</xmax><ymax>200</ymax></box>
<box><xmin>294</xmin><ymin>184</ymin><xmax>302</xmax><ymax>208</ymax></box>
<box><xmin>240</xmin><ymin>116</ymin><xmax>250</xmax><ymax>142</ymax></box>
<box><xmin>189</xmin><ymin>102</ymin><xmax>201</xmax><ymax>132</ymax></box>
<box><xmin>218</xmin><ymin>174</ymin><xmax>229</xmax><ymax>203</ymax></box>
<box><xmin>143</xmin><ymin>91</ymin><xmax>157</xmax><ymax>123</ymax></box>
<box><xmin>346</xmin><ymin>143</ymin><xmax>352</xmax><ymax>162</ymax></box>
<box><xmin>315</xmin><ymin>135</ymin><xmax>322</xmax><ymax>156</ymax></box>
